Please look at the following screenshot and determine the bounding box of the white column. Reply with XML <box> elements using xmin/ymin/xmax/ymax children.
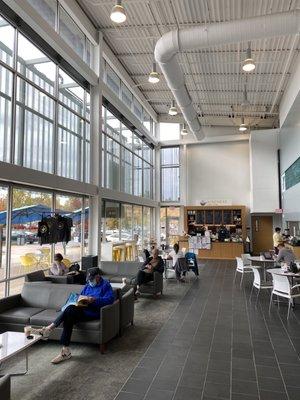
<box><xmin>155</xmin><ymin>145</ymin><xmax>161</xmax><ymax>246</ymax></box>
<box><xmin>88</xmin><ymin>32</ymin><xmax>103</xmax><ymax>259</ymax></box>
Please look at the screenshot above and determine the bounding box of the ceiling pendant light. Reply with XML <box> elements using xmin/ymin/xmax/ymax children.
<box><xmin>239</xmin><ymin>117</ymin><xmax>247</xmax><ymax>132</ymax></box>
<box><xmin>181</xmin><ymin>123</ymin><xmax>188</xmax><ymax>136</ymax></box>
<box><xmin>148</xmin><ymin>62</ymin><xmax>160</xmax><ymax>84</ymax></box>
<box><xmin>242</xmin><ymin>42</ymin><xmax>255</xmax><ymax>72</ymax></box>
<box><xmin>168</xmin><ymin>100</ymin><xmax>178</xmax><ymax>116</ymax></box>
<box><xmin>110</xmin><ymin>0</ymin><xmax>127</xmax><ymax>24</ymax></box>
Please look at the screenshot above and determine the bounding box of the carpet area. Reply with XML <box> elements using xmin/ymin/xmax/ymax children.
<box><xmin>3</xmin><ymin>279</ymin><xmax>192</xmax><ymax>400</ymax></box>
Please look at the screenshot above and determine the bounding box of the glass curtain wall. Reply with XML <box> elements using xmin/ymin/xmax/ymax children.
<box><xmin>0</xmin><ymin>14</ymin><xmax>90</xmax><ymax>183</ymax></box>
<box><xmin>160</xmin><ymin>206</ymin><xmax>180</xmax><ymax>247</ymax></box>
<box><xmin>102</xmin><ymin>106</ymin><xmax>154</xmax><ymax>199</ymax></box>
<box><xmin>101</xmin><ymin>200</ymin><xmax>153</xmax><ymax>253</ymax></box>
<box><xmin>0</xmin><ymin>182</ymin><xmax>89</xmax><ymax>298</ymax></box>
<box><xmin>161</xmin><ymin>147</ymin><xmax>180</xmax><ymax>202</ymax></box>
<box><xmin>26</xmin><ymin>0</ymin><xmax>94</xmax><ymax>68</ymax></box>
<box><xmin>103</xmin><ymin>60</ymin><xmax>154</xmax><ymax>135</ymax></box>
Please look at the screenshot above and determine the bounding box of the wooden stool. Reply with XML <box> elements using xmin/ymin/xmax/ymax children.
<box><xmin>125</xmin><ymin>243</ymin><xmax>133</xmax><ymax>261</ymax></box>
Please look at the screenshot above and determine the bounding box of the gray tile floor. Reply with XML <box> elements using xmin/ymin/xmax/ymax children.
<box><xmin>115</xmin><ymin>261</ymin><xmax>300</xmax><ymax>400</ymax></box>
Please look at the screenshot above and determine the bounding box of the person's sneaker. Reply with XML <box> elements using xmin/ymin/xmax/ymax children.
<box><xmin>31</xmin><ymin>327</ymin><xmax>51</xmax><ymax>340</ymax></box>
<box><xmin>135</xmin><ymin>290</ymin><xmax>141</xmax><ymax>296</ymax></box>
<box><xmin>51</xmin><ymin>349</ymin><xmax>72</xmax><ymax>364</ymax></box>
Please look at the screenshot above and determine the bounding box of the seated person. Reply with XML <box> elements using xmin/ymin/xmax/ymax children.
<box><xmin>167</xmin><ymin>243</ymin><xmax>185</xmax><ymax>282</ymax></box>
<box><xmin>276</xmin><ymin>242</ymin><xmax>296</xmax><ymax>265</ymax></box>
<box><xmin>135</xmin><ymin>248</ymin><xmax>164</xmax><ymax>296</ymax></box>
<box><xmin>33</xmin><ymin>267</ymin><xmax>114</xmax><ymax>364</ymax></box>
<box><xmin>49</xmin><ymin>253</ymin><xmax>68</xmax><ymax>276</ymax></box>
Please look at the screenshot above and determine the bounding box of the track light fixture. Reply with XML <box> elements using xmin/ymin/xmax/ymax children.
<box><xmin>242</xmin><ymin>42</ymin><xmax>255</xmax><ymax>72</ymax></box>
<box><xmin>181</xmin><ymin>123</ymin><xmax>188</xmax><ymax>136</ymax></box>
<box><xmin>110</xmin><ymin>0</ymin><xmax>127</xmax><ymax>24</ymax></box>
<box><xmin>148</xmin><ymin>62</ymin><xmax>160</xmax><ymax>83</ymax></box>
<box><xmin>239</xmin><ymin>117</ymin><xmax>247</xmax><ymax>132</ymax></box>
<box><xmin>168</xmin><ymin>100</ymin><xmax>178</xmax><ymax>116</ymax></box>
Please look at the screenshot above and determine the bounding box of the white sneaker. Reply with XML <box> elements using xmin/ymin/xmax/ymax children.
<box><xmin>51</xmin><ymin>349</ymin><xmax>72</xmax><ymax>364</ymax></box>
<box><xmin>31</xmin><ymin>327</ymin><xmax>51</xmax><ymax>340</ymax></box>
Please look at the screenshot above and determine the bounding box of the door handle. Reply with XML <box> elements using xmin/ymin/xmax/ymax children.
<box><xmin>255</xmin><ymin>219</ymin><xmax>259</xmax><ymax>232</ymax></box>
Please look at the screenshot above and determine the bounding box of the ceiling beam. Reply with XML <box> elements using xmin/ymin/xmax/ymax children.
<box><xmin>115</xmin><ymin>49</ymin><xmax>298</xmax><ymax>56</ymax></box>
<box><xmin>129</xmin><ymin>72</ymin><xmax>290</xmax><ymax>78</ymax></box>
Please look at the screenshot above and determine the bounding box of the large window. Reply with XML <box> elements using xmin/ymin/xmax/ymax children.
<box><xmin>161</xmin><ymin>147</ymin><xmax>180</xmax><ymax>202</ymax></box>
<box><xmin>0</xmin><ymin>182</ymin><xmax>89</xmax><ymax>298</ymax></box>
<box><xmin>103</xmin><ymin>60</ymin><xmax>154</xmax><ymax>135</ymax></box>
<box><xmin>102</xmin><ymin>106</ymin><xmax>154</xmax><ymax>198</ymax></box>
<box><xmin>160</xmin><ymin>206</ymin><xmax>180</xmax><ymax>247</ymax></box>
<box><xmin>26</xmin><ymin>0</ymin><xmax>94</xmax><ymax>68</ymax></box>
<box><xmin>159</xmin><ymin>123</ymin><xmax>180</xmax><ymax>141</ymax></box>
<box><xmin>0</xmin><ymin>15</ymin><xmax>90</xmax><ymax>182</ymax></box>
<box><xmin>101</xmin><ymin>200</ymin><xmax>153</xmax><ymax>255</ymax></box>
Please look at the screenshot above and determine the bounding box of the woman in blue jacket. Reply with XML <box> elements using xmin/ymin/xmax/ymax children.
<box><xmin>34</xmin><ymin>267</ymin><xmax>114</xmax><ymax>364</ymax></box>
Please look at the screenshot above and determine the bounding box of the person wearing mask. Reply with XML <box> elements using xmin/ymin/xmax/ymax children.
<box><xmin>33</xmin><ymin>267</ymin><xmax>114</xmax><ymax>364</ymax></box>
<box><xmin>273</xmin><ymin>227</ymin><xmax>283</xmax><ymax>255</ymax></box>
<box><xmin>276</xmin><ymin>242</ymin><xmax>296</xmax><ymax>265</ymax></box>
<box><xmin>49</xmin><ymin>253</ymin><xmax>68</xmax><ymax>276</ymax></box>
<box><xmin>135</xmin><ymin>248</ymin><xmax>164</xmax><ymax>296</ymax></box>
<box><xmin>168</xmin><ymin>243</ymin><xmax>186</xmax><ymax>282</ymax></box>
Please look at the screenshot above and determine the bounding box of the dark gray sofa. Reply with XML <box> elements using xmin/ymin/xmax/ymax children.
<box><xmin>25</xmin><ymin>269</ymin><xmax>75</xmax><ymax>284</ymax></box>
<box><xmin>101</xmin><ymin>261</ymin><xmax>163</xmax><ymax>297</ymax></box>
<box><xmin>0</xmin><ymin>376</ymin><xmax>10</xmax><ymax>400</ymax></box>
<box><xmin>0</xmin><ymin>282</ymin><xmax>119</xmax><ymax>353</ymax></box>
<box><xmin>119</xmin><ymin>288</ymin><xmax>134</xmax><ymax>335</ymax></box>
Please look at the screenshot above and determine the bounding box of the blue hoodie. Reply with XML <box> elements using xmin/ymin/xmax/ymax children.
<box><xmin>80</xmin><ymin>278</ymin><xmax>115</xmax><ymax>318</ymax></box>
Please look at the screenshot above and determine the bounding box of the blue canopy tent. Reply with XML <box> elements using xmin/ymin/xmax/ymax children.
<box><xmin>0</xmin><ymin>204</ymin><xmax>53</xmax><ymax>225</ymax></box>
<box><xmin>65</xmin><ymin>207</ymin><xmax>89</xmax><ymax>223</ymax></box>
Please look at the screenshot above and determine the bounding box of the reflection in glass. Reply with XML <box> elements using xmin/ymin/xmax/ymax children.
<box><xmin>105</xmin><ymin>201</ymin><xmax>120</xmax><ymax>242</ymax></box>
<box><xmin>55</xmin><ymin>194</ymin><xmax>83</xmax><ymax>262</ymax></box>
<box><xmin>17</xmin><ymin>33</ymin><xmax>56</xmax><ymax>95</ymax></box>
<box><xmin>11</xmin><ymin>188</ymin><xmax>52</xmax><ymax>278</ymax></box>
<box><xmin>0</xmin><ymin>16</ymin><xmax>15</xmax><ymax>67</ymax></box>
<box><xmin>0</xmin><ymin>66</ymin><xmax>13</xmax><ymax>162</ymax></box>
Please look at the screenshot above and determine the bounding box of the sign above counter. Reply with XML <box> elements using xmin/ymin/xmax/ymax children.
<box><xmin>198</xmin><ymin>199</ymin><xmax>233</xmax><ymax>206</ymax></box>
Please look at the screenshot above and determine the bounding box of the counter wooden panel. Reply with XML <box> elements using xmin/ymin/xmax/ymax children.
<box><xmin>179</xmin><ymin>238</ymin><xmax>244</xmax><ymax>260</ymax></box>
<box><xmin>198</xmin><ymin>242</ymin><xmax>244</xmax><ymax>260</ymax></box>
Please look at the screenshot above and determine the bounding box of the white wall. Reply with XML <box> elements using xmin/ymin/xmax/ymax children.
<box><xmin>249</xmin><ymin>130</ymin><xmax>279</xmax><ymax>213</ymax></box>
<box><xmin>279</xmin><ymin>92</ymin><xmax>300</xmax><ymax>222</ymax></box>
<box><xmin>186</xmin><ymin>141</ymin><xmax>251</xmax><ymax>209</ymax></box>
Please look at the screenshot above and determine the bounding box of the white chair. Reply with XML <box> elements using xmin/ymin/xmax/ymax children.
<box><xmin>250</xmin><ymin>266</ymin><xmax>273</xmax><ymax>305</ymax></box>
<box><xmin>268</xmin><ymin>272</ymin><xmax>300</xmax><ymax>319</ymax></box>
<box><xmin>234</xmin><ymin>257</ymin><xmax>253</xmax><ymax>287</ymax></box>
<box><xmin>241</xmin><ymin>253</ymin><xmax>251</xmax><ymax>266</ymax></box>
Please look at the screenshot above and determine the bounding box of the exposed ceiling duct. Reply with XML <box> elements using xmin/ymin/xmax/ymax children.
<box><xmin>154</xmin><ymin>10</ymin><xmax>300</xmax><ymax>141</ymax></box>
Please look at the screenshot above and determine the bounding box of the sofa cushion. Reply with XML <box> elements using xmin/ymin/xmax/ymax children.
<box><xmin>30</xmin><ymin>309</ymin><xmax>60</xmax><ymax>326</ymax></box>
<box><xmin>21</xmin><ymin>282</ymin><xmax>84</xmax><ymax>310</ymax></box>
<box><xmin>30</xmin><ymin>309</ymin><xmax>101</xmax><ymax>331</ymax></box>
<box><xmin>0</xmin><ymin>307</ymin><xmax>45</xmax><ymax>324</ymax></box>
<box><xmin>76</xmin><ymin>319</ymin><xmax>101</xmax><ymax>331</ymax></box>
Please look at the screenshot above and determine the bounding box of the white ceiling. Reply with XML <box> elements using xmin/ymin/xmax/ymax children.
<box><xmin>78</xmin><ymin>0</ymin><xmax>300</xmax><ymax>129</ymax></box>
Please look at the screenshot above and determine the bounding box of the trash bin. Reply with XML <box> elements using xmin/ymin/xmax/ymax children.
<box><xmin>17</xmin><ymin>236</ymin><xmax>25</xmax><ymax>245</ymax></box>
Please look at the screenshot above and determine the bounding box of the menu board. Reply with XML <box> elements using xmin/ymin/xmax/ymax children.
<box><xmin>214</xmin><ymin>210</ymin><xmax>222</xmax><ymax>225</ymax></box>
<box><xmin>223</xmin><ymin>210</ymin><xmax>232</xmax><ymax>224</ymax></box>
<box><xmin>205</xmin><ymin>210</ymin><xmax>214</xmax><ymax>224</ymax></box>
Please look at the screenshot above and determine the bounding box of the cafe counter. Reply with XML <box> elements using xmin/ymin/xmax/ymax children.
<box><xmin>178</xmin><ymin>236</ymin><xmax>244</xmax><ymax>260</ymax></box>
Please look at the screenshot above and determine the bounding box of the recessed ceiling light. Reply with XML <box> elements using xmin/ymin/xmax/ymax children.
<box><xmin>110</xmin><ymin>0</ymin><xmax>126</xmax><ymax>24</ymax></box>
